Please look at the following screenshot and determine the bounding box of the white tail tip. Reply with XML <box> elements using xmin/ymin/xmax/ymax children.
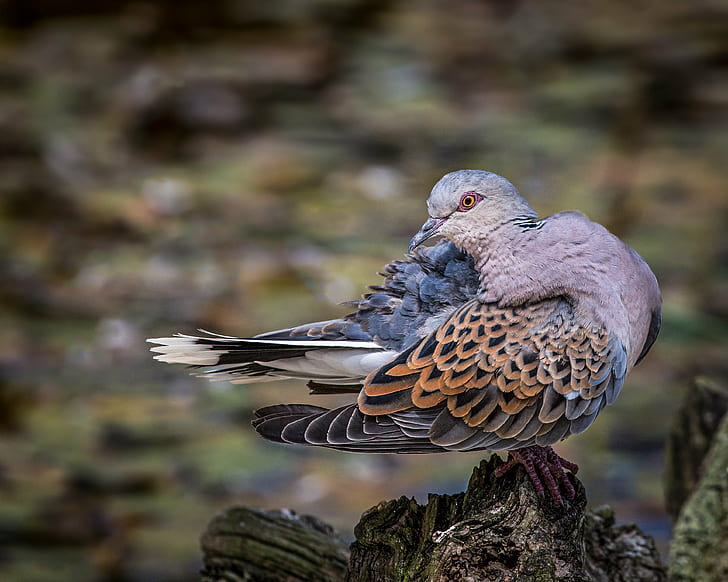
<box><xmin>146</xmin><ymin>336</ymin><xmax>225</xmax><ymax>366</ymax></box>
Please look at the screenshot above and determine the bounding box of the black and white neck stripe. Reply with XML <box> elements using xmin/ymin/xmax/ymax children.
<box><xmin>513</xmin><ymin>215</ymin><xmax>547</xmax><ymax>231</ymax></box>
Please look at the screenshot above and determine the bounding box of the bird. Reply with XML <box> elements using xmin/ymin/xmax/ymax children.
<box><xmin>148</xmin><ymin>170</ymin><xmax>661</xmax><ymax>503</ymax></box>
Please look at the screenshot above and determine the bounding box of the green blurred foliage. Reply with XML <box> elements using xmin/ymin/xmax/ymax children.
<box><xmin>0</xmin><ymin>1</ymin><xmax>726</xmax><ymax>580</ymax></box>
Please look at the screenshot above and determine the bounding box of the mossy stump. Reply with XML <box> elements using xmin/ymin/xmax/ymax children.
<box><xmin>200</xmin><ymin>456</ymin><xmax>666</xmax><ymax>581</ymax></box>
<box><xmin>667</xmin><ymin>376</ymin><xmax>728</xmax><ymax>582</ymax></box>
<box><xmin>347</xmin><ymin>456</ymin><xmax>664</xmax><ymax>581</ymax></box>
<box><xmin>200</xmin><ymin>506</ymin><xmax>350</xmax><ymax>582</ymax></box>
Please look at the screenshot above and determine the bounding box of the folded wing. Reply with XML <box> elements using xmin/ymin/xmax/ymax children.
<box><xmin>255</xmin><ymin>298</ymin><xmax>628</xmax><ymax>452</ymax></box>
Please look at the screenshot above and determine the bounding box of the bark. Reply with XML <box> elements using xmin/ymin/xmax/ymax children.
<box><xmin>200</xmin><ymin>456</ymin><xmax>666</xmax><ymax>582</ymax></box>
<box><xmin>667</xmin><ymin>376</ymin><xmax>728</xmax><ymax>582</ymax></box>
<box><xmin>347</xmin><ymin>457</ymin><xmax>665</xmax><ymax>582</ymax></box>
<box><xmin>664</xmin><ymin>376</ymin><xmax>728</xmax><ymax>521</ymax></box>
<box><xmin>200</xmin><ymin>506</ymin><xmax>350</xmax><ymax>582</ymax></box>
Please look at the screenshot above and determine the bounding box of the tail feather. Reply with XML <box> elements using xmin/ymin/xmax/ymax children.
<box><xmin>252</xmin><ymin>403</ymin><xmax>446</xmax><ymax>453</ymax></box>
<box><xmin>147</xmin><ymin>332</ymin><xmax>395</xmax><ymax>385</ymax></box>
<box><xmin>251</xmin><ymin>404</ymin><xmax>328</xmax><ymax>444</ymax></box>
<box><xmin>307</xmin><ymin>381</ymin><xmax>362</xmax><ymax>395</ymax></box>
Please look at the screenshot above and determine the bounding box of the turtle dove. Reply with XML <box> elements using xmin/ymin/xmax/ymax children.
<box><xmin>148</xmin><ymin>170</ymin><xmax>662</xmax><ymax>503</ymax></box>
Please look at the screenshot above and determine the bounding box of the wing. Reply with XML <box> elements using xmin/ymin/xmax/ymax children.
<box><xmin>252</xmin><ymin>404</ymin><xmax>446</xmax><ymax>453</ymax></box>
<box><xmin>255</xmin><ymin>297</ymin><xmax>628</xmax><ymax>452</ymax></box>
<box><xmin>259</xmin><ymin>240</ymin><xmax>479</xmax><ymax>352</ymax></box>
<box><xmin>345</xmin><ymin>240</ymin><xmax>479</xmax><ymax>351</ymax></box>
<box><xmin>634</xmin><ymin>306</ymin><xmax>661</xmax><ymax>366</ymax></box>
<box><xmin>148</xmin><ymin>241</ymin><xmax>478</xmax><ymax>386</ymax></box>
<box><xmin>358</xmin><ymin>298</ymin><xmax>627</xmax><ymax>451</ymax></box>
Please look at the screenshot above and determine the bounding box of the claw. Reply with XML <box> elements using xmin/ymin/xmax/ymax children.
<box><xmin>494</xmin><ymin>445</ymin><xmax>578</xmax><ymax>504</ymax></box>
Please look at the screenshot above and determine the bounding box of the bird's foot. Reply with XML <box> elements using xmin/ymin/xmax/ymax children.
<box><xmin>494</xmin><ymin>445</ymin><xmax>579</xmax><ymax>505</ymax></box>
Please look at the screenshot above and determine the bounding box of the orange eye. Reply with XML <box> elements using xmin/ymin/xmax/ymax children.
<box><xmin>457</xmin><ymin>192</ymin><xmax>480</xmax><ymax>211</ymax></box>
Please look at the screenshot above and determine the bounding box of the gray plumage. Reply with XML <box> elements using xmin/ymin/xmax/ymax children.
<box><xmin>148</xmin><ymin>170</ymin><xmax>661</xmax><ymax>464</ymax></box>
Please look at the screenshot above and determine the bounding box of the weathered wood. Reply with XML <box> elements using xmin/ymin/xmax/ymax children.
<box><xmin>200</xmin><ymin>506</ymin><xmax>349</xmax><ymax>582</ymax></box>
<box><xmin>664</xmin><ymin>376</ymin><xmax>728</xmax><ymax>521</ymax></box>
<box><xmin>347</xmin><ymin>456</ymin><xmax>666</xmax><ymax>582</ymax></box>
<box><xmin>584</xmin><ymin>506</ymin><xmax>667</xmax><ymax>582</ymax></box>
<box><xmin>198</xmin><ymin>456</ymin><xmax>667</xmax><ymax>581</ymax></box>
<box><xmin>668</xmin><ymin>377</ymin><xmax>728</xmax><ymax>582</ymax></box>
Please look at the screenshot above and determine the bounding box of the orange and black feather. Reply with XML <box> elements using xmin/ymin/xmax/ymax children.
<box><xmin>357</xmin><ymin>298</ymin><xmax>627</xmax><ymax>451</ymax></box>
<box><xmin>254</xmin><ymin>297</ymin><xmax>627</xmax><ymax>452</ymax></box>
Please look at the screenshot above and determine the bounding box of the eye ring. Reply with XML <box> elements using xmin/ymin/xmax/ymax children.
<box><xmin>457</xmin><ymin>192</ymin><xmax>480</xmax><ymax>212</ymax></box>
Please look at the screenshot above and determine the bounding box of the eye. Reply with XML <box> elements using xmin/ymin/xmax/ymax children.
<box><xmin>457</xmin><ymin>192</ymin><xmax>481</xmax><ymax>212</ymax></box>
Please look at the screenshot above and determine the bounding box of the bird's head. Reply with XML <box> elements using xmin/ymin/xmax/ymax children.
<box><xmin>409</xmin><ymin>170</ymin><xmax>537</xmax><ymax>253</ymax></box>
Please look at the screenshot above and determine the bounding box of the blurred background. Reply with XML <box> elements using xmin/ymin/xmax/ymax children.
<box><xmin>0</xmin><ymin>1</ymin><xmax>726</xmax><ymax>580</ymax></box>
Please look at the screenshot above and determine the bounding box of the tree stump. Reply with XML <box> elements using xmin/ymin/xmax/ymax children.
<box><xmin>200</xmin><ymin>456</ymin><xmax>666</xmax><ymax>581</ymax></box>
<box><xmin>200</xmin><ymin>506</ymin><xmax>350</xmax><ymax>582</ymax></box>
<box><xmin>664</xmin><ymin>376</ymin><xmax>728</xmax><ymax>521</ymax></box>
<box><xmin>667</xmin><ymin>375</ymin><xmax>728</xmax><ymax>582</ymax></box>
<box><xmin>347</xmin><ymin>456</ymin><xmax>665</xmax><ymax>582</ymax></box>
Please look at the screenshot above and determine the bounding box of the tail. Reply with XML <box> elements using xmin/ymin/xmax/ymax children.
<box><xmin>147</xmin><ymin>331</ymin><xmax>396</xmax><ymax>385</ymax></box>
<box><xmin>252</xmin><ymin>403</ymin><xmax>446</xmax><ymax>453</ymax></box>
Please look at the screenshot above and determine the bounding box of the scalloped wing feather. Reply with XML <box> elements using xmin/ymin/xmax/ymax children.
<box><xmin>355</xmin><ymin>298</ymin><xmax>627</xmax><ymax>451</ymax></box>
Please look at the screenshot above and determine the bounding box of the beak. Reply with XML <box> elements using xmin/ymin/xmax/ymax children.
<box><xmin>408</xmin><ymin>217</ymin><xmax>447</xmax><ymax>253</ymax></box>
